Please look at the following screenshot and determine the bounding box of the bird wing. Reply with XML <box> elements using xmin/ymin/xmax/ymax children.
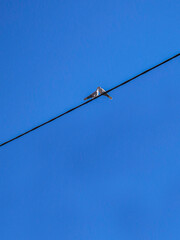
<box><xmin>98</xmin><ymin>87</ymin><xmax>112</xmax><ymax>100</ymax></box>
<box><xmin>84</xmin><ymin>90</ymin><xmax>98</xmax><ymax>100</ymax></box>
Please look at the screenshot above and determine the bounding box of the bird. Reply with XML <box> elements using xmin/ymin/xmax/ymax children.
<box><xmin>84</xmin><ymin>87</ymin><xmax>112</xmax><ymax>100</ymax></box>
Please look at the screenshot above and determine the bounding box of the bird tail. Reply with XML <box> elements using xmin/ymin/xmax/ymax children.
<box><xmin>108</xmin><ymin>96</ymin><xmax>112</xmax><ymax>100</ymax></box>
<box><xmin>84</xmin><ymin>95</ymin><xmax>92</xmax><ymax>100</ymax></box>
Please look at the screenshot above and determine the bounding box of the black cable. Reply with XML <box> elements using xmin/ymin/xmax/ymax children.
<box><xmin>0</xmin><ymin>53</ymin><xmax>179</xmax><ymax>147</ymax></box>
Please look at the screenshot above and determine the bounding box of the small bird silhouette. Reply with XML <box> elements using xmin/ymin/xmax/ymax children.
<box><xmin>84</xmin><ymin>87</ymin><xmax>112</xmax><ymax>100</ymax></box>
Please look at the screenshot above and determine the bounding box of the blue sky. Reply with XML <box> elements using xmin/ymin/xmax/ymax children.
<box><xmin>0</xmin><ymin>0</ymin><xmax>180</xmax><ymax>239</ymax></box>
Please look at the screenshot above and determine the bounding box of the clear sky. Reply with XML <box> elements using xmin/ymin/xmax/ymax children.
<box><xmin>0</xmin><ymin>0</ymin><xmax>180</xmax><ymax>239</ymax></box>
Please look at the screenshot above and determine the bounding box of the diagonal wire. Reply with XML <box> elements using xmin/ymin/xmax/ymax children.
<box><xmin>0</xmin><ymin>53</ymin><xmax>179</xmax><ymax>147</ymax></box>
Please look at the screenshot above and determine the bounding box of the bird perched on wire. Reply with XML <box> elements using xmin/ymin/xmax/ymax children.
<box><xmin>84</xmin><ymin>87</ymin><xmax>112</xmax><ymax>100</ymax></box>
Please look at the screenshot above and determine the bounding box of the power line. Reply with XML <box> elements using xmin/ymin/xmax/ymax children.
<box><xmin>0</xmin><ymin>53</ymin><xmax>179</xmax><ymax>147</ymax></box>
